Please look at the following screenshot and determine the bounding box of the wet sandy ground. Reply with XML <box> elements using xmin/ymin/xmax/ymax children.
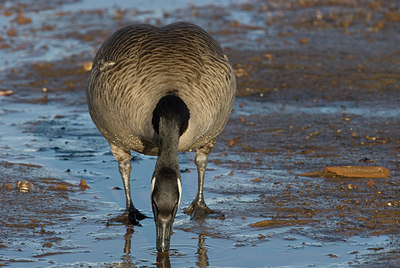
<box><xmin>1</xmin><ymin>0</ymin><xmax>400</xmax><ymax>266</ymax></box>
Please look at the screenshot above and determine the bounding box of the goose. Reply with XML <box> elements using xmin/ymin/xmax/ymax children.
<box><xmin>86</xmin><ymin>22</ymin><xmax>236</xmax><ymax>252</ymax></box>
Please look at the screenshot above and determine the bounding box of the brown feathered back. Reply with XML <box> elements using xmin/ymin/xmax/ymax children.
<box><xmin>87</xmin><ymin>22</ymin><xmax>236</xmax><ymax>155</ymax></box>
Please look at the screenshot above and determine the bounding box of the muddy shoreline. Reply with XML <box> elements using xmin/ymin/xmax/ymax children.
<box><xmin>1</xmin><ymin>0</ymin><xmax>400</xmax><ymax>266</ymax></box>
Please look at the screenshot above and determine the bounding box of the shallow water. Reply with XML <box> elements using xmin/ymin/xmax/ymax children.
<box><xmin>1</xmin><ymin>0</ymin><xmax>399</xmax><ymax>267</ymax></box>
<box><xmin>1</xmin><ymin>96</ymin><xmax>397</xmax><ymax>267</ymax></box>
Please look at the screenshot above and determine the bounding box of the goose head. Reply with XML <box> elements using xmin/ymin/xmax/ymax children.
<box><xmin>151</xmin><ymin>166</ymin><xmax>182</xmax><ymax>252</ymax></box>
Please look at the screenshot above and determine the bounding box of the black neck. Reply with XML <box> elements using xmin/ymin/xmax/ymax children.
<box><xmin>152</xmin><ymin>94</ymin><xmax>190</xmax><ymax>169</ymax></box>
<box><xmin>157</xmin><ymin>117</ymin><xmax>180</xmax><ymax>168</ymax></box>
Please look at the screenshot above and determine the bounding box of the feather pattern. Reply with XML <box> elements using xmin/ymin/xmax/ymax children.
<box><xmin>87</xmin><ymin>22</ymin><xmax>236</xmax><ymax>155</ymax></box>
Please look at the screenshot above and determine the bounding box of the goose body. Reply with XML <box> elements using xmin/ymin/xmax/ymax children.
<box><xmin>86</xmin><ymin>22</ymin><xmax>236</xmax><ymax>252</ymax></box>
<box><xmin>88</xmin><ymin>22</ymin><xmax>235</xmax><ymax>155</ymax></box>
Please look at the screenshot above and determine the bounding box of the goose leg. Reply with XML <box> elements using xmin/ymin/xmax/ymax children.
<box><xmin>110</xmin><ymin>144</ymin><xmax>146</xmax><ymax>225</ymax></box>
<box><xmin>184</xmin><ymin>139</ymin><xmax>223</xmax><ymax>220</ymax></box>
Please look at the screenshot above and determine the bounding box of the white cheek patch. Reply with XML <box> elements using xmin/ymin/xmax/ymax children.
<box><xmin>177</xmin><ymin>177</ymin><xmax>182</xmax><ymax>209</ymax></box>
<box><xmin>151</xmin><ymin>176</ymin><xmax>156</xmax><ymax>196</ymax></box>
<box><xmin>151</xmin><ymin>176</ymin><xmax>182</xmax><ymax>209</ymax></box>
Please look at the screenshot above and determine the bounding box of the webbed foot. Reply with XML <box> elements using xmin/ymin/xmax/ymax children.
<box><xmin>113</xmin><ymin>203</ymin><xmax>146</xmax><ymax>225</ymax></box>
<box><xmin>184</xmin><ymin>199</ymin><xmax>224</xmax><ymax>220</ymax></box>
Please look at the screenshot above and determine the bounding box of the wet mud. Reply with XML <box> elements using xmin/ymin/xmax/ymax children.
<box><xmin>0</xmin><ymin>0</ymin><xmax>400</xmax><ymax>266</ymax></box>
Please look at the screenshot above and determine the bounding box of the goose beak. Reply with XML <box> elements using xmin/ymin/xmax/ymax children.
<box><xmin>156</xmin><ymin>215</ymin><xmax>173</xmax><ymax>252</ymax></box>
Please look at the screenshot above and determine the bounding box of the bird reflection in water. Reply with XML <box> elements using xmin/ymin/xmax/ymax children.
<box><xmin>120</xmin><ymin>226</ymin><xmax>135</xmax><ymax>267</ymax></box>
<box><xmin>154</xmin><ymin>234</ymin><xmax>209</xmax><ymax>268</ymax></box>
<box><xmin>156</xmin><ymin>252</ymin><xmax>171</xmax><ymax>268</ymax></box>
<box><xmin>122</xmin><ymin>227</ymin><xmax>209</xmax><ymax>267</ymax></box>
<box><xmin>196</xmin><ymin>234</ymin><xmax>209</xmax><ymax>268</ymax></box>
<box><xmin>123</xmin><ymin>226</ymin><xmax>134</xmax><ymax>254</ymax></box>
